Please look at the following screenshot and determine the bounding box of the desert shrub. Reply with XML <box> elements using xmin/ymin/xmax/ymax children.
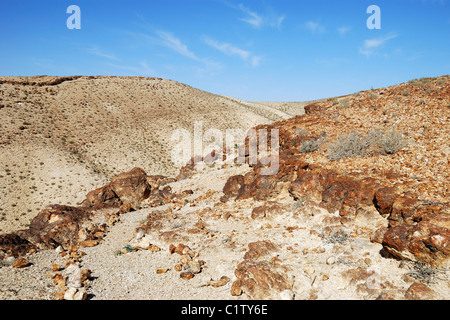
<box><xmin>338</xmin><ymin>99</ymin><xmax>350</xmax><ymax>109</ymax></box>
<box><xmin>327</xmin><ymin>128</ymin><xmax>408</xmax><ymax>160</ymax></box>
<box><xmin>374</xmin><ymin>128</ymin><xmax>409</xmax><ymax>155</ymax></box>
<box><xmin>295</xmin><ymin>127</ymin><xmax>310</xmax><ymax>137</ymax></box>
<box><xmin>407</xmin><ymin>260</ymin><xmax>438</xmax><ymax>284</ymax></box>
<box><xmin>327</xmin><ymin>131</ymin><xmax>370</xmax><ymax>160</ymax></box>
<box><xmin>325</xmin><ymin>228</ymin><xmax>350</xmax><ymax>244</ymax></box>
<box><xmin>299</xmin><ymin>138</ymin><xmax>323</xmax><ymax>153</ymax></box>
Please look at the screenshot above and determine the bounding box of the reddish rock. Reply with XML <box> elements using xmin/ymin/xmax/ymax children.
<box><xmin>304</xmin><ymin>103</ymin><xmax>324</xmax><ymax>115</ymax></box>
<box><xmin>109</xmin><ymin>167</ymin><xmax>151</xmax><ymax>209</ymax></box>
<box><xmin>374</xmin><ymin>187</ymin><xmax>398</xmax><ymax>215</ymax></box>
<box><xmin>17</xmin><ymin>205</ymin><xmax>93</xmax><ymax>250</ymax></box>
<box><xmin>12</xmin><ymin>257</ymin><xmax>30</xmax><ymax>268</ymax></box>
<box><xmin>382</xmin><ymin>212</ymin><xmax>450</xmax><ymax>263</ymax></box>
<box><xmin>404</xmin><ymin>282</ymin><xmax>436</xmax><ymax>300</ymax></box>
<box><xmin>243</xmin><ymin>241</ymin><xmax>278</xmax><ymax>261</ymax></box>
<box><xmin>223</xmin><ymin>175</ymin><xmax>245</xmax><ymax>198</ymax></box>
<box><xmin>234</xmin><ymin>259</ymin><xmax>293</xmax><ymax>300</ymax></box>
<box><xmin>180</xmin><ymin>271</ymin><xmax>194</xmax><ymax>280</ymax></box>
<box><xmin>0</xmin><ymin>233</ymin><xmax>36</xmax><ymax>258</ymax></box>
<box><xmin>389</xmin><ymin>196</ymin><xmax>421</xmax><ymax>227</ymax></box>
<box><xmin>82</xmin><ymin>167</ymin><xmax>151</xmax><ymax>210</ymax></box>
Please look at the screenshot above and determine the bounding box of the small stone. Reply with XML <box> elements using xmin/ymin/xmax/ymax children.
<box><xmin>364</xmin><ymin>258</ymin><xmax>372</xmax><ymax>266</ymax></box>
<box><xmin>12</xmin><ymin>258</ymin><xmax>29</xmax><ymax>268</ymax></box>
<box><xmin>53</xmin><ymin>273</ymin><xmax>66</xmax><ymax>287</ymax></box>
<box><xmin>322</xmin><ymin>275</ymin><xmax>330</xmax><ymax>281</ymax></box>
<box><xmin>53</xmin><ymin>288</ymin><xmax>67</xmax><ymax>300</ymax></box>
<box><xmin>174</xmin><ymin>264</ymin><xmax>183</xmax><ymax>271</ymax></box>
<box><xmin>73</xmin><ymin>288</ymin><xmax>88</xmax><ymax>300</ymax></box>
<box><xmin>156</xmin><ymin>268</ymin><xmax>169</xmax><ymax>274</ymax></box>
<box><xmin>51</xmin><ymin>264</ymin><xmax>62</xmax><ymax>272</ymax></box>
<box><xmin>207</xmin><ymin>276</ymin><xmax>230</xmax><ymax>288</ymax></box>
<box><xmin>180</xmin><ymin>254</ymin><xmax>192</xmax><ymax>267</ymax></box>
<box><xmin>230</xmin><ymin>280</ymin><xmax>243</xmax><ymax>296</ymax></box>
<box><xmin>180</xmin><ymin>271</ymin><xmax>194</xmax><ymax>280</ymax></box>
<box><xmin>304</xmin><ymin>266</ymin><xmax>315</xmax><ymax>275</ymax></box>
<box><xmin>64</xmin><ymin>287</ymin><xmax>77</xmax><ymax>300</ymax></box>
<box><xmin>405</xmin><ymin>282</ymin><xmax>436</xmax><ymax>300</ymax></box>
<box><xmin>326</xmin><ymin>257</ymin><xmax>336</xmax><ymax>265</ymax></box>
<box><xmin>80</xmin><ymin>268</ymin><xmax>91</xmax><ymax>283</ymax></box>
<box><xmin>189</xmin><ymin>260</ymin><xmax>202</xmax><ymax>274</ymax></box>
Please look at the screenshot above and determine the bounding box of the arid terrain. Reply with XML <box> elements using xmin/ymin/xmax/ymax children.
<box><xmin>0</xmin><ymin>75</ymin><xmax>449</xmax><ymax>300</ymax></box>
<box><xmin>0</xmin><ymin>76</ymin><xmax>308</xmax><ymax>234</ymax></box>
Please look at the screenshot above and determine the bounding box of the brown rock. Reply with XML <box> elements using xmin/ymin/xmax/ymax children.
<box><xmin>82</xmin><ymin>167</ymin><xmax>151</xmax><ymax>210</ymax></box>
<box><xmin>404</xmin><ymin>282</ymin><xmax>436</xmax><ymax>300</ymax></box>
<box><xmin>389</xmin><ymin>197</ymin><xmax>421</xmax><ymax>227</ymax></box>
<box><xmin>382</xmin><ymin>212</ymin><xmax>450</xmax><ymax>263</ymax></box>
<box><xmin>12</xmin><ymin>257</ymin><xmax>30</xmax><ymax>268</ymax></box>
<box><xmin>230</xmin><ymin>280</ymin><xmax>243</xmax><ymax>296</ymax></box>
<box><xmin>223</xmin><ymin>175</ymin><xmax>245</xmax><ymax>198</ymax></box>
<box><xmin>109</xmin><ymin>167</ymin><xmax>151</xmax><ymax>209</ymax></box>
<box><xmin>17</xmin><ymin>205</ymin><xmax>93</xmax><ymax>250</ymax></box>
<box><xmin>180</xmin><ymin>271</ymin><xmax>194</xmax><ymax>280</ymax></box>
<box><xmin>0</xmin><ymin>233</ymin><xmax>37</xmax><ymax>258</ymax></box>
<box><xmin>244</xmin><ymin>241</ymin><xmax>278</xmax><ymax>261</ymax></box>
<box><xmin>234</xmin><ymin>259</ymin><xmax>293</xmax><ymax>300</ymax></box>
<box><xmin>156</xmin><ymin>268</ymin><xmax>169</xmax><ymax>274</ymax></box>
<box><xmin>207</xmin><ymin>276</ymin><xmax>230</xmax><ymax>288</ymax></box>
<box><xmin>304</xmin><ymin>103</ymin><xmax>324</xmax><ymax>115</ymax></box>
<box><xmin>374</xmin><ymin>187</ymin><xmax>398</xmax><ymax>215</ymax></box>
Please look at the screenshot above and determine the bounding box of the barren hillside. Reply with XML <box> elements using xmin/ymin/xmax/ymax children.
<box><xmin>0</xmin><ymin>76</ymin><xmax>293</xmax><ymax>233</ymax></box>
<box><xmin>0</xmin><ymin>75</ymin><xmax>448</xmax><ymax>301</ymax></box>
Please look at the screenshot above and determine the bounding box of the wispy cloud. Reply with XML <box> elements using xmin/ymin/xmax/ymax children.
<box><xmin>86</xmin><ymin>46</ymin><xmax>118</xmax><ymax>61</ymax></box>
<box><xmin>154</xmin><ymin>30</ymin><xmax>199</xmax><ymax>61</ymax></box>
<box><xmin>359</xmin><ymin>33</ymin><xmax>398</xmax><ymax>57</ymax></box>
<box><xmin>238</xmin><ymin>3</ymin><xmax>263</xmax><ymax>28</ymax></box>
<box><xmin>225</xmin><ymin>2</ymin><xmax>285</xmax><ymax>29</ymax></box>
<box><xmin>305</xmin><ymin>21</ymin><xmax>325</xmax><ymax>34</ymax></box>
<box><xmin>204</xmin><ymin>37</ymin><xmax>262</xmax><ymax>67</ymax></box>
<box><xmin>337</xmin><ymin>26</ymin><xmax>351</xmax><ymax>36</ymax></box>
<box><xmin>204</xmin><ymin>37</ymin><xmax>250</xmax><ymax>60</ymax></box>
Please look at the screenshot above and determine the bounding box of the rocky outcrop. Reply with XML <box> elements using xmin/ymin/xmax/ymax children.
<box><xmin>17</xmin><ymin>205</ymin><xmax>94</xmax><ymax>250</ymax></box>
<box><xmin>231</xmin><ymin>241</ymin><xmax>293</xmax><ymax>300</ymax></box>
<box><xmin>0</xmin><ymin>234</ymin><xmax>36</xmax><ymax>258</ymax></box>
<box><xmin>82</xmin><ymin>167</ymin><xmax>152</xmax><ymax>210</ymax></box>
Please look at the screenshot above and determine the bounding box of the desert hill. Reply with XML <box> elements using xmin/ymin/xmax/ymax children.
<box><xmin>0</xmin><ymin>75</ymin><xmax>449</xmax><ymax>300</ymax></box>
<box><xmin>0</xmin><ymin>76</ymin><xmax>304</xmax><ymax>233</ymax></box>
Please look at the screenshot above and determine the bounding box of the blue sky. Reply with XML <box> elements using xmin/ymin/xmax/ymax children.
<box><xmin>0</xmin><ymin>0</ymin><xmax>449</xmax><ymax>101</ymax></box>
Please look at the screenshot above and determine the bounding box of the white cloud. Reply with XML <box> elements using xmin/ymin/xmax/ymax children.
<box><xmin>225</xmin><ymin>2</ymin><xmax>285</xmax><ymax>29</ymax></box>
<box><xmin>204</xmin><ymin>37</ymin><xmax>250</xmax><ymax>60</ymax></box>
<box><xmin>154</xmin><ymin>30</ymin><xmax>199</xmax><ymax>61</ymax></box>
<box><xmin>305</xmin><ymin>21</ymin><xmax>325</xmax><ymax>34</ymax></box>
<box><xmin>204</xmin><ymin>37</ymin><xmax>262</xmax><ymax>67</ymax></box>
<box><xmin>86</xmin><ymin>46</ymin><xmax>118</xmax><ymax>61</ymax></box>
<box><xmin>337</xmin><ymin>26</ymin><xmax>351</xmax><ymax>36</ymax></box>
<box><xmin>238</xmin><ymin>4</ymin><xmax>263</xmax><ymax>28</ymax></box>
<box><xmin>359</xmin><ymin>33</ymin><xmax>398</xmax><ymax>57</ymax></box>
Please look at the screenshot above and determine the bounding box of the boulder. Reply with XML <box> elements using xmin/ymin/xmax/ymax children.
<box><xmin>0</xmin><ymin>233</ymin><xmax>36</xmax><ymax>258</ymax></box>
<box><xmin>382</xmin><ymin>212</ymin><xmax>450</xmax><ymax>263</ymax></box>
<box><xmin>17</xmin><ymin>205</ymin><xmax>93</xmax><ymax>250</ymax></box>
<box><xmin>233</xmin><ymin>259</ymin><xmax>293</xmax><ymax>300</ymax></box>
<box><xmin>82</xmin><ymin>167</ymin><xmax>151</xmax><ymax>209</ymax></box>
<box><xmin>109</xmin><ymin>167</ymin><xmax>151</xmax><ymax>209</ymax></box>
